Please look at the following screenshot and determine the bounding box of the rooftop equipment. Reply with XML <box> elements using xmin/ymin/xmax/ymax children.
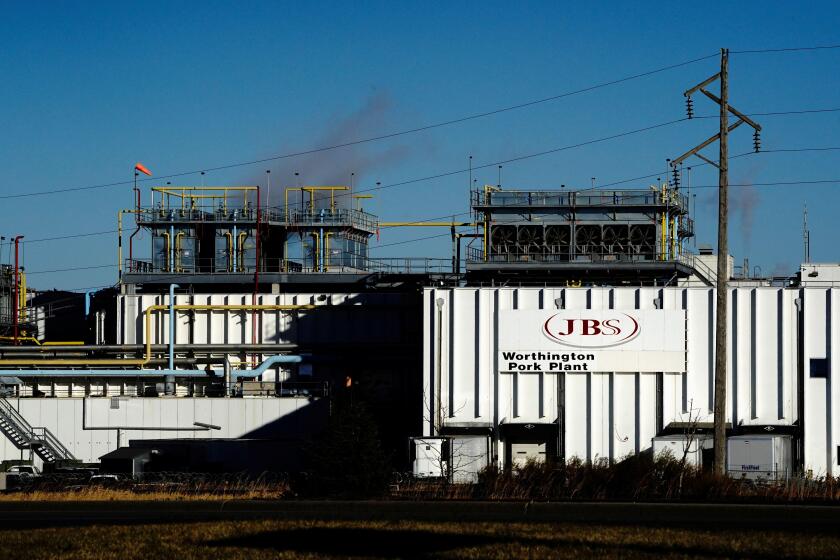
<box><xmin>466</xmin><ymin>184</ymin><xmax>696</xmax><ymax>284</ymax></box>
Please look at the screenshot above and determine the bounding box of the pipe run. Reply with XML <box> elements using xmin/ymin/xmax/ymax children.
<box><xmin>7</xmin><ymin>354</ymin><xmax>305</xmax><ymax>378</ymax></box>
<box><xmin>0</xmin><ymin>303</ymin><xmax>315</xmax><ymax>366</ymax></box>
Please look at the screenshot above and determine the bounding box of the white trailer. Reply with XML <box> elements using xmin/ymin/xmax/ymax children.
<box><xmin>727</xmin><ymin>435</ymin><xmax>792</xmax><ymax>481</ymax></box>
<box><xmin>411</xmin><ymin>437</ymin><xmax>448</xmax><ymax>479</ymax></box>
<box><xmin>652</xmin><ymin>434</ymin><xmax>713</xmax><ymax>468</ymax></box>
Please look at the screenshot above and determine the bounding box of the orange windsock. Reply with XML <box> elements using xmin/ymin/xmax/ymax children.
<box><xmin>134</xmin><ymin>162</ymin><xmax>152</xmax><ymax>176</ymax></box>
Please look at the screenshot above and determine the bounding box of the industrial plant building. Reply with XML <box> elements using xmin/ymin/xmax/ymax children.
<box><xmin>0</xmin><ymin>182</ymin><xmax>837</xmax><ymax>481</ymax></box>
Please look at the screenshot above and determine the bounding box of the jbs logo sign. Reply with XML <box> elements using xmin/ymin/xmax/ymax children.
<box><xmin>542</xmin><ymin>313</ymin><xmax>640</xmax><ymax>348</ymax></box>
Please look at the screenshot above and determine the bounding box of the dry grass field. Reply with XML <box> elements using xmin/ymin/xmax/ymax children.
<box><xmin>0</xmin><ymin>518</ymin><xmax>837</xmax><ymax>559</ymax></box>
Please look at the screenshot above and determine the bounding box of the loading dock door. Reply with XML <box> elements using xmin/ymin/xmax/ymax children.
<box><xmin>510</xmin><ymin>442</ymin><xmax>546</xmax><ymax>468</ymax></box>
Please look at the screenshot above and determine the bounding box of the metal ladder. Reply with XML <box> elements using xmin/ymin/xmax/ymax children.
<box><xmin>0</xmin><ymin>397</ymin><xmax>75</xmax><ymax>463</ymax></box>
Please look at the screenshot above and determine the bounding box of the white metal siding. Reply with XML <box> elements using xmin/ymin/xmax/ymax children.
<box><xmin>0</xmin><ymin>397</ymin><xmax>318</xmax><ymax>464</ymax></box>
<box><xmin>424</xmin><ymin>287</ymin><xmax>808</xmax><ymax>468</ymax></box>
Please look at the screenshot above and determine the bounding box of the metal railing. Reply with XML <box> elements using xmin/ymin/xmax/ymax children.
<box><xmin>125</xmin><ymin>256</ymin><xmax>453</xmax><ymax>276</ymax></box>
<box><xmin>135</xmin><ymin>205</ymin><xmax>380</xmax><ymax>233</ymax></box>
<box><xmin>678</xmin><ymin>254</ymin><xmax>717</xmax><ymax>285</ymax></box>
<box><xmin>136</xmin><ymin>206</ymin><xmax>258</xmax><ymax>224</ymax></box>
<box><xmin>30</xmin><ymin>427</ymin><xmax>75</xmax><ymax>462</ymax></box>
<box><xmin>262</xmin><ymin>207</ymin><xmax>379</xmax><ymax>233</ymax></box>
<box><xmin>0</xmin><ymin>397</ymin><xmax>75</xmax><ymax>462</ymax></box>
<box><xmin>472</xmin><ymin>189</ymin><xmax>690</xmax><ymax>212</ymax></box>
<box><xmin>466</xmin><ymin>246</ymin><xmax>664</xmax><ymax>264</ymax></box>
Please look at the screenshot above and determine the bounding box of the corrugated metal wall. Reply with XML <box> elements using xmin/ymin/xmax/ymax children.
<box><xmin>0</xmin><ymin>396</ymin><xmax>319</xmax><ymax>465</ymax></box>
<box><xmin>423</xmin><ymin>287</ymin><xmax>835</xmax><ymax>471</ymax></box>
<box><xmin>118</xmin><ymin>292</ymin><xmax>413</xmax><ymax>349</ymax></box>
<box><xmin>802</xmin><ymin>288</ymin><xmax>840</xmax><ymax>475</ymax></box>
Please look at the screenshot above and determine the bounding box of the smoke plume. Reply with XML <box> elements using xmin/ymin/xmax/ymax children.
<box><xmin>730</xmin><ymin>162</ymin><xmax>763</xmax><ymax>250</ymax></box>
<box><xmin>256</xmin><ymin>91</ymin><xmax>415</xmax><ymax>208</ymax></box>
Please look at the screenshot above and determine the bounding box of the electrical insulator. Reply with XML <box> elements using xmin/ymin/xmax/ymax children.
<box><xmin>685</xmin><ymin>96</ymin><xmax>694</xmax><ymax>119</ymax></box>
<box><xmin>671</xmin><ymin>167</ymin><xmax>680</xmax><ymax>189</ymax></box>
<box><xmin>753</xmin><ymin>130</ymin><xmax>761</xmax><ymax>153</ymax></box>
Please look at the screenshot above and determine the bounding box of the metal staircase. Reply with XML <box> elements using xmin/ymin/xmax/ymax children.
<box><xmin>680</xmin><ymin>255</ymin><xmax>716</xmax><ymax>287</ymax></box>
<box><xmin>0</xmin><ymin>397</ymin><xmax>75</xmax><ymax>463</ymax></box>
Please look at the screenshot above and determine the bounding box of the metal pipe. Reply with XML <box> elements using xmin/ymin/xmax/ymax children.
<box><xmin>253</xmin><ymin>186</ymin><xmax>261</xmax><ymax>356</ymax></box>
<box><xmin>224</xmin><ymin>232</ymin><xmax>233</xmax><ymax>271</ymax></box>
<box><xmin>232</xmin><ymin>224</ymin><xmax>238</xmax><ymax>272</ymax></box>
<box><xmin>82</xmin><ymin>398</ymin><xmax>215</xmax><ymax>433</ymax></box>
<box><xmin>324</xmin><ymin>233</ymin><xmax>333</xmax><ymax>272</ymax></box>
<box><xmin>0</xmin><ymin>343</ymin><xmax>299</xmax><ymax>353</ymax></box>
<box><xmin>8</xmin><ymin>354</ymin><xmax>303</xmax><ymax>378</ymax></box>
<box><xmin>224</xmin><ymin>355</ymin><xmax>231</xmax><ymax>397</ymax></box>
<box><xmin>319</xmin><ymin>208</ymin><xmax>326</xmax><ymax>273</ymax></box>
<box><xmin>175</xmin><ymin>232</ymin><xmax>185</xmax><ymax>272</ymax></box>
<box><xmin>161</xmin><ymin>231</ymin><xmax>171</xmax><ymax>272</ymax></box>
<box><xmin>129</xmin><ymin>178</ymin><xmax>141</xmax><ymax>273</ymax></box>
<box><xmin>237</xmin><ymin>231</ymin><xmax>247</xmax><ymax>271</ymax></box>
<box><xmin>168</xmin><ymin>225</ymin><xmax>175</xmax><ymax>272</ymax></box>
<box><xmin>12</xmin><ymin>236</ymin><xmax>23</xmax><ymax>345</ymax></box>
<box><xmin>311</xmin><ymin>232</ymin><xmax>320</xmax><ymax>272</ymax></box>
<box><xmin>165</xmin><ymin>284</ymin><xmax>178</xmax><ymax>394</ymax></box>
<box><xmin>118</xmin><ymin>210</ymin><xmax>123</xmax><ymax>280</ymax></box>
<box><xmin>0</xmin><ymin>304</ymin><xmax>314</xmax><ymax>366</ymax></box>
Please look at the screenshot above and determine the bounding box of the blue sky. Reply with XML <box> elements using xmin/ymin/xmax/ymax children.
<box><xmin>1</xmin><ymin>1</ymin><xmax>838</xmax><ymax>289</ymax></box>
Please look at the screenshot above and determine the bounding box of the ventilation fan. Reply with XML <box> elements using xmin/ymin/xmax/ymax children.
<box><xmin>575</xmin><ymin>225</ymin><xmax>601</xmax><ymax>255</ymax></box>
<box><xmin>629</xmin><ymin>225</ymin><xmax>656</xmax><ymax>259</ymax></box>
<box><xmin>602</xmin><ymin>225</ymin><xmax>629</xmax><ymax>254</ymax></box>
<box><xmin>517</xmin><ymin>226</ymin><xmax>543</xmax><ymax>257</ymax></box>
<box><xmin>490</xmin><ymin>225</ymin><xmax>516</xmax><ymax>257</ymax></box>
<box><xmin>544</xmin><ymin>225</ymin><xmax>570</xmax><ymax>260</ymax></box>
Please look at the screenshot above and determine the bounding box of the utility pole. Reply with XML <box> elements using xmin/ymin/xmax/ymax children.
<box><xmin>671</xmin><ymin>48</ymin><xmax>761</xmax><ymax>476</ymax></box>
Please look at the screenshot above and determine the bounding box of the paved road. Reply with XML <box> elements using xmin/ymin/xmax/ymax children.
<box><xmin>0</xmin><ymin>500</ymin><xmax>838</xmax><ymax>531</ymax></box>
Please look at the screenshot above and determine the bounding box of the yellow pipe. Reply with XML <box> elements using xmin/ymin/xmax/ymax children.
<box><xmin>380</xmin><ymin>221</ymin><xmax>474</xmax><ymax>228</ymax></box>
<box><xmin>224</xmin><ymin>232</ymin><xmax>233</xmax><ymax>272</ymax></box>
<box><xmin>238</xmin><ymin>231</ymin><xmax>248</xmax><ymax>271</ymax></box>
<box><xmin>19</xmin><ymin>271</ymin><xmax>26</xmax><ymax>323</ymax></box>
<box><xmin>310</xmin><ymin>232</ymin><xmax>320</xmax><ymax>271</ymax></box>
<box><xmin>152</xmin><ymin>187</ymin><xmax>257</xmax><ymax>194</ymax></box>
<box><xmin>175</xmin><ymin>232</ymin><xmax>185</xmax><ymax>272</ymax></box>
<box><xmin>285</xmin><ymin>186</ymin><xmax>350</xmax><ymax>221</ymax></box>
<box><xmin>352</xmin><ymin>194</ymin><xmax>373</xmax><ymax>212</ymax></box>
<box><xmin>324</xmin><ymin>233</ymin><xmax>333</xmax><ymax>272</ymax></box>
<box><xmin>669</xmin><ymin>215</ymin><xmax>676</xmax><ymax>260</ymax></box>
<box><xmin>161</xmin><ymin>232</ymin><xmax>171</xmax><ymax>271</ymax></box>
<box><xmin>0</xmin><ymin>304</ymin><xmax>315</xmax><ymax>366</ymax></box>
<box><xmin>0</xmin><ymin>336</ymin><xmax>39</xmax><ymax>346</ymax></box>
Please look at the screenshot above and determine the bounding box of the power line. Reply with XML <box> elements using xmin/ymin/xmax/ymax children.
<box><xmin>691</xmin><ymin>178</ymin><xmax>840</xmax><ymax>189</ymax></box>
<box><xmin>24</xmin><ymin>173</ymin><xmax>840</xmax><ymax>279</ymax></box>
<box><xmin>25</xmin><ymin>264</ymin><xmax>115</xmax><ymax>275</ymax></box>
<box><xmin>372</xmin><ymin>232</ymin><xmax>453</xmax><ymax>249</ymax></box>
<box><xmin>23</xmin><ymin>230</ymin><xmax>119</xmax><ymax>244</ymax></box>
<box><xmin>3</xmin><ymin>43</ymin><xmax>839</xmax><ymax>203</ymax></box>
<box><xmin>350</xmin><ymin>117</ymin><xmax>689</xmax><ymax>199</ymax></box>
<box><xmin>276</xmin><ymin>107</ymin><xmax>840</xmax><ymax>209</ymax></box>
<box><xmin>0</xmin><ymin>53</ymin><xmax>723</xmax><ymax>201</ymax></box>
<box><xmin>377</xmin><ymin>144</ymin><xmax>840</xmax><ymax>226</ymax></box>
<box><xmin>731</xmin><ymin>44</ymin><xmax>840</xmax><ymax>54</ymax></box>
<box><xmin>17</xmin><ymin>144</ymin><xmax>840</xmax><ymax>256</ymax></box>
